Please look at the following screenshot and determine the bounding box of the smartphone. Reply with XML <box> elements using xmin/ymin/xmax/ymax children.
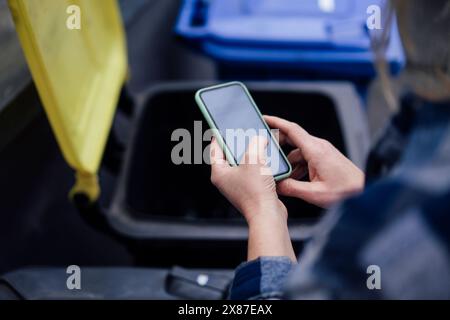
<box><xmin>195</xmin><ymin>82</ymin><xmax>292</xmax><ymax>181</ymax></box>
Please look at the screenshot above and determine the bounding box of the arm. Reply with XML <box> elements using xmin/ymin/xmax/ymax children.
<box><xmin>210</xmin><ymin>137</ymin><xmax>296</xmax><ymax>299</ymax></box>
<box><xmin>209</xmin><ymin>116</ymin><xmax>365</xmax><ymax>299</ymax></box>
<box><xmin>210</xmin><ymin>137</ymin><xmax>296</xmax><ymax>262</ymax></box>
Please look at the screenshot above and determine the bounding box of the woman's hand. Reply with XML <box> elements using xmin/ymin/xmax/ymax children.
<box><xmin>265</xmin><ymin>115</ymin><xmax>365</xmax><ymax>208</ymax></box>
<box><xmin>210</xmin><ymin>136</ymin><xmax>296</xmax><ymax>262</ymax></box>
<box><xmin>210</xmin><ymin>136</ymin><xmax>286</xmax><ymax>225</ymax></box>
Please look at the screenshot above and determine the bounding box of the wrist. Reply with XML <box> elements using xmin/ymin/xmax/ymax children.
<box><xmin>244</xmin><ymin>201</ymin><xmax>288</xmax><ymax>227</ymax></box>
<box><xmin>246</xmin><ymin>206</ymin><xmax>296</xmax><ymax>263</ymax></box>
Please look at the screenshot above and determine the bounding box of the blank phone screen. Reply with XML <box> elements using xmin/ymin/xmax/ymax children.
<box><xmin>199</xmin><ymin>83</ymin><xmax>290</xmax><ymax>177</ymax></box>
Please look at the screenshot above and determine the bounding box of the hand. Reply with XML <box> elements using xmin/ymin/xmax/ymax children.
<box><xmin>209</xmin><ymin>136</ymin><xmax>296</xmax><ymax>262</ymax></box>
<box><xmin>265</xmin><ymin>115</ymin><xmax>365</xmax><ymax>208</ymax></box>
<box><xmin>210</xmin><ymin>136</ymin><xmax>286</xmax><ymax>224</ymax></box>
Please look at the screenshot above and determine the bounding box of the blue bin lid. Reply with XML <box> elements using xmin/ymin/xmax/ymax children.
<box><xmin>209</xmin><ymin>0</ymin><xmax>371</xmax><ymax>50</ymax></box>
<box><xmin>176</xmin><ymin>0</ymin><xmax>404</xmax><ymax>76</ymax></box>
<box><xmin>178</xmin><ymin>0</ymin><xmax>387</xmax><ymax>48</ymax></box>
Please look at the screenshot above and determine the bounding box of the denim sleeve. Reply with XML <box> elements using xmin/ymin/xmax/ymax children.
<box><xmin>228</xmin><ymin>257</ymin><xmax>294</xmax><ymax>300</ymax></box>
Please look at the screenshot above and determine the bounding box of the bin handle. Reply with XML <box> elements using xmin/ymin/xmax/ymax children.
<box><xmin>175</xmin><ymin>0</ymin><xmax>209</xmax><ymax>37</ymax></box>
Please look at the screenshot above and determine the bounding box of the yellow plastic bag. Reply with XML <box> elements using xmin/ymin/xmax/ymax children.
<box><xmin>8</xmin><ymin>0</ymin><xmax>128</xmax><ymax>201</ymax></box>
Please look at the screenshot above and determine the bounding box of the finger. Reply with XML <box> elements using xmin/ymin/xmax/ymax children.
<box><xmin>287</xmin><ymin>149</ymin><xmax>308</xmax><ymax>180</ymax></box>
<box><xmin>210</xmin><ymin>138</ymin><xmax>229</xmax><ymax>174</ymax></box>
<box><xmin>287</xmin><ymin>149</ymin><xmax>306</xmax><ymax>166</ymax></box>
<box><xmin>271</xmin><ymin>128</ymin><xmax>282</xmax><ymax>145</ymax></box>
<box><xmin>291</xmin><ymin>165</ymin><xmax>308</xmax><ymax>180</ymax></box>
<box><xmin>264</xmin><ymin>115</ymin><xmax>310</xmax><ymax>142</ymax></box>
<box><xmin>264</xmin><ymin>116</ymin><xmax>289</xmax><ymax>145</ymax></box>
<box><xmin>241</xmin><ymin>136</ymin><xmax>268</xmax><ymax>166</ymax></box>
<box><xmin>266</xmin><ymin>124</ymin><xmax>289</xmax><ymax>146</ymax></box>
<box><xmin>276</xmin><ymin>178</ymin><xmax>319</xmax><ymax>201</ymax></box>
<box><xmin>264</xmin><ymin>116</ymin><xmax>313</xmax><ymax>156</ymax></box>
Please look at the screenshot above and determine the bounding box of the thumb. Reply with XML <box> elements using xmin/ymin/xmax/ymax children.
<box><xmin>210</xmin><ymin>137</ymin><xmax>229</xmax><ymax>174</ymax></box>
<box><xmin>241</xmin><ymin>136</ymin><xmax>268</xmax><ymax>166</ymax></box>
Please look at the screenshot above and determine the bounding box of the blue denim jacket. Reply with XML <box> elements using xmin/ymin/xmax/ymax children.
<box><xmin>229</xmin><ymin>96</ymin><xmax>450</xmax><ymax>300</ymax></box>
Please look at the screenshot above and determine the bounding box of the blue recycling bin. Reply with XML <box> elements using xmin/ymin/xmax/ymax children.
<box><xmin>175</xmin><ymin>0</ymin><xmax>404</xmax><ymax>81</ymax></box>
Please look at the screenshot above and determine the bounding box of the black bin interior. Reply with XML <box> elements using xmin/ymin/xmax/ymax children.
<box><xmin>125</xmin><ymin>87</ymin><xmax>347</xmax><ymax>222</ymax></box>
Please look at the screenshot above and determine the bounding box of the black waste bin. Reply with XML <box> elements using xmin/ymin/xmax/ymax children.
<box><xmin>104</xmin><ymin>82</ymin><xmax>369</xmax><ymax>268</ymax></box>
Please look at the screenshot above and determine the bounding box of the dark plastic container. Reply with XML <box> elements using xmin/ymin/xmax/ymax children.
<box><xmin>108</xmin><ymin>82</ymin><xmax>369</xmax><ymax>245</ymax></box>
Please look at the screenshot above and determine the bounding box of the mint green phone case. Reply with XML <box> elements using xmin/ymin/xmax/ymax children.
<box><xmin>195</xmin><ymin>81</ymin><xmax>292</xmax><ymax>181</ymax></box>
